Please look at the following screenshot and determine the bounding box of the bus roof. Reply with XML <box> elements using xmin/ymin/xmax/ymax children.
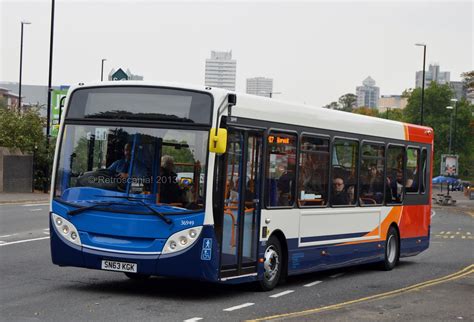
<box><xmin>68</xmin><ymin>81</ymin><xmax>433</xmax><ymax>144</ymax></box>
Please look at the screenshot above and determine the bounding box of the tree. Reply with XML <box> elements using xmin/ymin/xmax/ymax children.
<box><xmin>323</xmin><ymin>101</ymin><xmax>340</xmax><ymax>109</ymax></box>
<box><xmin>461</xmin><ymin>70</ymin><xmax>474</xmax><ymax>91</ymax></box>
<box><xmin>0</xmin><ymin>97</ymin><xmax>7</xmax><ymax>110</ymax></box>
<box><xmin>0</xmin><ymin>106</ymin><xmax>52</xmax><ymax>190</ymax></box>
<box><xmin>352</xmin><ymin>106</ymin><xmax>379</xmax><ymax>117</ymax></box>
<box><xmin>403</xmin><ymin>82</ymin><xmax>474</xmax><ymax>178</ymax></box>
<box><xmin>338</xmin><ymin>93</ymin><xmax>357</xmax><ymax>112</ymax></box>
<box><xmin>384</xmin><ymin>108</ymin><xmax>404</xmax><ymax>122</ymax></box>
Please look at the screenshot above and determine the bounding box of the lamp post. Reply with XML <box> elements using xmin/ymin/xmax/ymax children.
<box><xmin>101</xmin><ymin>59</ymin><xmax>107</xmax><ymax>81</ymax></box>
<box><xmin>446</xmin><ymin>106</ymin><xmax>454</xmax><ymax>154</ymax></box>
<box><xmin>269</xmin><ymin>91</ymin><xmax>282</xmax><ymax>98</ymax></box>
<box><xmin>45</xmin><ymin>0</ymin><xmax>56</xmax><ymax>193</ymax></box>
<box><xmin>450</xmin><ymin>98</ymin><xmax>458</xmax><ymax>154</ymax></box>
<box><xmin>18</xmin><ymin>21</ymin><xmax>31</xmax><ymax>112</ymax></box>
<box><xmin>415</xmin><ymin>43</ymin><xmax>427</xmax><ymax>125</ymax></box>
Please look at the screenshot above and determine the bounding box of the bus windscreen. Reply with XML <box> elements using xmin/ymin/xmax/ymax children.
<box><xmin>66</xmin><ymin>86</ymin><xmax>212</xmax><ymax>124</ymax></box>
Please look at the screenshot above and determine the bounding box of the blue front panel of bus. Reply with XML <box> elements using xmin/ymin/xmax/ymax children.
<box><xmin>52</xmin><ymin>199</ymin><xmax>204</xmax><ymax>253</ymax></box>
<box><xmin>50</xmin><ymin>199</ymin><xmax>220</xmax><ymax>281</ymax></box>
<box><xmin>51</xmin><ymin>223</ymin><xmax>220</xmax><ymax>280</ymax></box>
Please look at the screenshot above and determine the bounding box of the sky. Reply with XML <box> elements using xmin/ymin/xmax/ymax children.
<box><xmin>1</xmin><ymin>0</ymin><xmax>472</xmax><ymax>107</ymax></box>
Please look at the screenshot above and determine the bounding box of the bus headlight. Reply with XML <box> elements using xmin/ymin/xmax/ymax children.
<box><xmin>51</xmin><ymin>213</ymin><xmax>82</xmax><ymax>246</ymax></box>
<box><xmin>163</xmin><ymin>226</ymin><xmax>202</xmax><ymax>255</ymax></box>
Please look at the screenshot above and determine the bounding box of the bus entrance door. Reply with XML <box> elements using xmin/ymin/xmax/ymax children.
<box><xmin>219</xmin><ymin>129</ymin><xmax>262</xmax><ymax>279</ymax></box>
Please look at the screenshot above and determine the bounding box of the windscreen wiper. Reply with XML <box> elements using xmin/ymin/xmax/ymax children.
<box><xmin>93</xmin><ymin>195</ymin><xmax>172</xmax><ymax>225</ymax></box>
<box><xmin>67</xmin><ymin>201</ymin><xmax>122</xmax><ymax>216</ymax></box>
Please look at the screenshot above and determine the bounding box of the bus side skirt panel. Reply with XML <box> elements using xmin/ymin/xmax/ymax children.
<box><xmin>284</xmin><ymin>236</ymin><xmax>429</xmax><ymax>276</ymax></box>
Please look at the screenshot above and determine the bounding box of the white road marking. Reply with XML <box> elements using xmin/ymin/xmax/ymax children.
<box><xmin>462</xmin><ymin>236</ymin><xmax>466</xmax><ymax>239</ymax></box>
<box><xmin>0</xmin><ymin>241</ymin><xmax>6</xmax><ymax>245</ymax></box>
<box><xmin>330</xmin><ymin>273</ymin><xmax>345</xmax><ymax>278</ymax></box>
<box><xmin>431</xmin><ymin>210</ymin><xmax>436</xmax><ymax>218</ymax></box>
<box><xmin>183</xmin><ymin>318</ymin><xmax>203</xmax><ymax>322</ymax></box>
<box><xmin>440</xmin><ymin>231</ymin><xmax>445</xmax><ymax>234</ymax></box>
<box><xmin>0</xmin><ymin>236</ymin><xmax>49</xmax><ymax>247</ymax></box>
<box><xmin>450</xmin><ymin>235</ymin><xmax>455</xmax><ymax>239</ymax></box>
<box><xmin>223</xmin><ymin>303</ymin><xmax>255</xmax><ymax>311</ymax></box>
<box><xmin>467</xmin><ymin>232</ymin><xmax>471</xmax><ymax>235</ymax></box>
<box><xmin>456</xmin><ymin>232</ymin><xmax>460</xmax><ymax>235</ymax></box>
<box><xmin>21</xmin><ymin>203</ymin><xmax>49</xmax><ymax>207</ymax></box>
<box><xmin>43</xmin><ymin>231</ymin><xmax>50</xmax><ymax>235</ymax></box>
<box><xmin>304</xmin><ymin>280</ymin><xmax>322</xmax><ymax>287</ymax></box>
<box><xmin>43</xmin><ymin>228</ymin><xmax>49</xmax><ymax>231</ymax></box>
<box><xmin>270</xmin><ymin>290</ymin><xmax>295</xmax><ymax>298</ymax></box>
<box><xmin>30</xmin><ymin>208</ymin><xmax>43</xmax><ymax>212</ymax></box>
<box><xmin>0</xmin><ymin>234</ymin><xmax>17</xmax><ymax>238</ymax></box>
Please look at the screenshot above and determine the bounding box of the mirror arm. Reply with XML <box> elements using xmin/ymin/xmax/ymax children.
<box><xmin>215</xmin><ymin>94</ymin><xmax>236</xmax><ymax>136</ymax></box>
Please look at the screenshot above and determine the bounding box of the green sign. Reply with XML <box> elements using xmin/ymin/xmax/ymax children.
<box><xmin>50</xmin><ymin>89</ymin><xmax>68</xmax><ymax>137</ymax></box>
<box><xmin>111</xmin><ymin>68</ymin><xmax>129</xmax><ymax>81</ymax></box>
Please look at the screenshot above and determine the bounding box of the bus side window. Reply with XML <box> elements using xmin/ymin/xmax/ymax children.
<box><xmin>386</xmin><ymin>145</ymin><xmax>405</xmax><ymax>204</ymax></box>
<box><xmin>420</xmin><ymin>149</ymin><xmax>428</xmax><ymax>194</ymax></box>
<box><xmin>331</xmin><ymin>138</ymin><xmax>359</xmax><ymax>206</ymax></box>
<box><xmin>359</xmin><ymin>143</ymin><xmax>385</xmax><ymax>205</ymax></box>
<box><xmin>298</xmin><ymin>136</ymin><xmax>329</xmax><ymax>207</ymax></box>
<box><xmin>406</xmin><ymin>147</ymin><xmax>420</xmax><ymax>193</ymax></box>
<box><xmin>266</xmin><ymin>132</ymin><xmax>297</xmax><ymax>207</ymax></box>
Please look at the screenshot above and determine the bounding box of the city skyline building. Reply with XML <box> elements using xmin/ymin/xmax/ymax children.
<box><xmin>205</xmin><ymin>50</ymin><xmax>237</xmax><ymax>91</ymax></box>
<box><xmin>378</xmin><ymin>94</ymin><xmax>408</xmax><ymax>113</ymax></box>
<box><xmin>246</xmin><ymin>77</ymin><xmax>273</xmax><ymax>97</ymax></box>
<box><xmin>416</xmin><ymin>63</ymin><xmax>450</xmax><ymax>88</ymax></box>
<box><xmin>108</xmin><ymin>68</ymin><xmax>143</xmax><ymax>81</ymax></box>
<box><xmin>356</xmin><ymin>76</ymin><xmax>380</xmax><ymax>108</ymax></box>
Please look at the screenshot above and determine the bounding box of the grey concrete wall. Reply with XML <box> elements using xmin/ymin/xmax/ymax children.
<box><xmin>0</xmin><ymin>147</ymin><xmax>33</xmax><ymax>193</ymax></box>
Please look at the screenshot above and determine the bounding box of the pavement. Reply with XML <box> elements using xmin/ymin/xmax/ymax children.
<box><xmin>0</xmin><ymin>191</ymin><xmax>50</xmax><ymax>204</ymax></box>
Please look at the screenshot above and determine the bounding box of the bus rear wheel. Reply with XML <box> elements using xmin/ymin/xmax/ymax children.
<box><xmin>381</xmin><ymin>226</ymin><xmax>400</xmax><ymax>270</ymax></box>
<box><xmin>258</xmin><ymin>236</ymin><xmax>282</xmax><ymax>291</ymax></box>
<box><xmin>124</xmin><ymin>272</ymin><xmax>151</xmax><ymax>280</ymax></box>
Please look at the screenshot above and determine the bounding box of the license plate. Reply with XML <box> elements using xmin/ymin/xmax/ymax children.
<box><xmin>101</xmin><ymin>260</ymin><xmax>137</xmax><ymax>273</ymax></box>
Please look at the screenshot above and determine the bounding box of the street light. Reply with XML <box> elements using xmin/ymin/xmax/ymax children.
<box><xmin>18</xmin><ymin>21</ymin><xmax>31</xmax><ymax>112</ymax></box>
<box><xmin>446</xmin><ymin>106</ymin><xmax>454</xmax><ymax>154</ymax></box>
<box><xmin>415</xmin><ymin>43</ymin><xmax>427</xmax><ymax>126</ymax></box>
<box><xmin>45</xmin><ymin>0</ymin><xmax>56</xmax><ymax>193</ymax></box>
<box><xmin>101</xmin><ymin>59</ymin><xmax>107</xmax><ymax>81</ymax></box>
<box><xmin>450</xmin><ymin>98</ymin><xmax>458</xmax><ymax>153</ymax></box>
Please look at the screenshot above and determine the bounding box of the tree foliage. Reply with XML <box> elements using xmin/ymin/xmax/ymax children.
<box><xmin>323</xmin><ymin>101</ymin><xmax>340</xmax><ymax>109</ymax></box>
<box><xmin>403</xmin><ymin>82</ymin><xmax>473</xmax><ymax>178</ymax></box>
<box><xmin>352</xmin><ymin>106</ymin><xmax>378</xmax><ymax>117</ymax></box>
<box><xmin>338</xmin><ymin>93</ymin><xmax>357</xmax><ymax>112</ymax></box>
<box><xmin>461</xmin><ymin>70</ymin><xmax>474</xmax><ymax>91</ymax></box>
<box><xmin>0</xmin><ymin>107</ymin><xmax>45</xmax><ymax>153</ymax></box>
<box><xmin>0</xmin><ymin>107</ymin><xmax>53</xmax><ymax>190</ymax></box>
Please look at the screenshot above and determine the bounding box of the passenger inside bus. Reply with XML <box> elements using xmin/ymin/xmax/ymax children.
<box><xmin>108</xmin><ymin>143</ymin><xmax>132</xmax><ymax>179</ymax></box>
<box><xmin>301</xmin><ymin>156</ymin><xmax>326</xmax><ymax>200</ymax></box>
<box><xmin>108</xmin><ymin>143</ymin><xmax>148</xmax><ymax>179</ymax></box>
<box><xmin>331</xmin><ymin>176</ymin><xmax>350</xmax><ymax>205</ymax></box>
<box><xmin>360</xmin><ymin>165</ymin><xmax>384</xmax><ymax>204</ymax></box>
<box><xmin>159</xmin><ymin>155</ymin><xmax>183</xmax><ymax>204</ymax></box>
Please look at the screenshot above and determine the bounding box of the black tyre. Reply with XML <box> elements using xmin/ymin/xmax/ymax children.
<box><xmin>124</xmin><ymin>272</ymin><xmax>151</xmax><ymax>280</ymax></box>
<box><xmin>258</xmin><ymin>236</ymin><xmax>283</xmax><ymax>291</ymax></box>
<box><xmin>381</xmin><ymin>226</ymin><xmax>400</xmax><ymax>271</ymax></box>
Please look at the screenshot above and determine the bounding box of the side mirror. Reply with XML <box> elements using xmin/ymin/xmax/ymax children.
<box><xmin>209</xmin><ymin>128</ymin><xmax>227</xmax><ymax>154</ymax></box>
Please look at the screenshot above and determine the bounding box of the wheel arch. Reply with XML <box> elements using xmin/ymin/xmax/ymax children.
<box><xmin>268</xmin><ymin>229</ymin><xmax>288</xmax><ymax>282</ymax></box>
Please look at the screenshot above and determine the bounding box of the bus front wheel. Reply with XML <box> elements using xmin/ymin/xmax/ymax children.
<box><xmin>381</xmin><ymin>226</ymin><xmax>400</xmax><ymax>270</ymax></box>
<box><xmin>259</xmin><ymin>236</ymin><xmax>282</xmax><ymax>291</ymax></box>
